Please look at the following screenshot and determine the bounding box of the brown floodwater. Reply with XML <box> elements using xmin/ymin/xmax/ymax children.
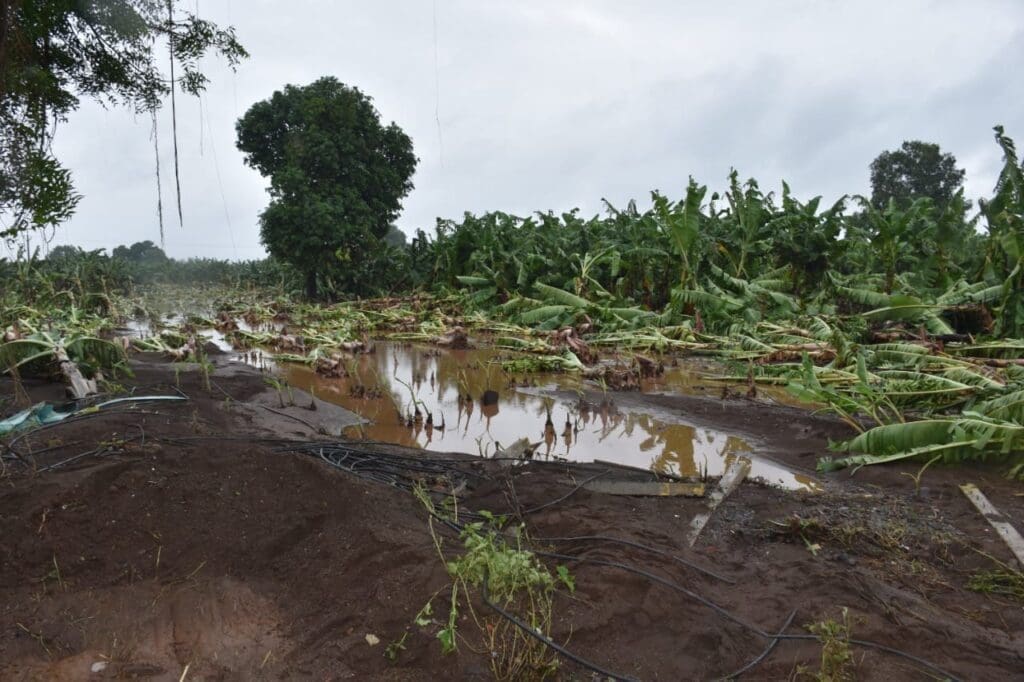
<box><xmin>279</xmin><ymin>343</ymin><xmax>820</xmax><ymax>491</ymax></box>
<box><xmin>119</xmin><ymin>318</ymin><xmax>818</xmax><ymax>491</ymax></box>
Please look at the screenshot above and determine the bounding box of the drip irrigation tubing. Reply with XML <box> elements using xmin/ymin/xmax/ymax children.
<box><xmin>278</xmin><ymin>439</ymin><xmax>963</xmax><ymax>680</ymax></box>
<box><xmin>534</xmin><ymin>534</ymin><xmax>735</xmax><ymax>585</ymax></box>
<box><xmin>538</xmin><ymin>551</ymin><xmax>962</xmax><ymax>681</ymax></box>
<box><xmin>522</xmin><ymin>469</ymin><xmax>610</xmax><ymax>515</ymax></box>
<box><xmin>480</xmin><ymin>569</ymin><xmax>638</xmax><ymax>682</ymax></box>
<box><xmin>4</xmin><ymin>407</ymin><xmax>162</xmax><ymax>460</ymax></box>
<box><xmin>3</xmin><ymin>396</ymin><xmax>184</xmax><ymax>459</ymax></box>
<box><xmin>36</xmin><ymin>431</ymin><xmax>146</xmax><ymax>473</ymax></box>
<box><xmin>716</xmin><ymin>609</ymin><xmax>797</xmax><ymax>680</ymax></box>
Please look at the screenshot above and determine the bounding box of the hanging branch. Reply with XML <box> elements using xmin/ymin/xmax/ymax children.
<box><xmin>167</xmin><ymin>0</ymin><xmax>183</xmax><ymax>227</ymax></box>
<box><xmin>150</xmin><ymin>109</ymin><xmax>164</xmax><ymax>248</ymax></box>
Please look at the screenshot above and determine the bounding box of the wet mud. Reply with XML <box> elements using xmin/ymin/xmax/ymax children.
<box><xmin>1</xmin><ymin>350</ymin><xmax>1022</xmax><ymax>680</ymax></box>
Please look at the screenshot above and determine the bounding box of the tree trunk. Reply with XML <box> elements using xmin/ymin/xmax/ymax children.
<box><xmin>54</xmin><ymin>344</ymin><xmax>96</xmax><ymax>399</ymax></box>
<box><xmin>305</xmin><ymin>270</ymin><xmax>318</xmax><ymax>300</ymax></box>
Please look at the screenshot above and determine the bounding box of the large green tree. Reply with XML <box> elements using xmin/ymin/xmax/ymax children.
<box><xmin>869</xmin><ymin>140</ymin><xmax>965</xmax><ymax>210</ymax></box>
<box><xmin>0</xmin><ymin>0</ymin><xmax>247</xmax><ymax>240</ymax></box>
<box><xmin>235</xmin><ymin>77</ymin><xmax>417</xmax><ymax>299</ymax></box>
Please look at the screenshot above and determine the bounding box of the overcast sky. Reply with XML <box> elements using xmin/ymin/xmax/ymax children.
<box><xmin>34</xmin><ymin>0</ymin><xmax>1024</xmax><ymax>260</ymax></box>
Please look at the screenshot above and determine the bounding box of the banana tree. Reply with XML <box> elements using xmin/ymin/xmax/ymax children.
<box><xmin>653</xmin><ymin>178</ymin><xmax>708</xmax><ymax>291</ymax></box>
<box><xmin>856</xmin><ymin>196</ymin><xmax>936</xmax><ymax>293</ymax></box>
<box><xmin>769</xmin><ymin>182</ymin><xmax>847</xmax><ymax>298</ymax></box>
<box><xmin>931</xmin><ymin>189</ymin><xmax>977</xmax><ymax>290</ymax></box>
<box><xmin>0</xmin><ymin>332</ymin><xmax>126</xmax><ymax>398</ymax></box>
<box><xmin>718</xmin><ymin>171</ymin><xmax>774</xmax><ymax>279</ymax></box>
<box><xmin>979</xmin><ymin>125</ymin><xmax>1024</xmax><ymax>338</ymax></box>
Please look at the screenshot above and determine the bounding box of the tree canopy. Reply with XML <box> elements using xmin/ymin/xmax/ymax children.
<box><xmin>0</xmin><ymin>0</ymin><xmax>247</xmax><ymax>240</ymax></box>
<box><xmin>235</xmin><ymin>76</ymin><xmax>417</xmax><ymax>299</ymax></box>
<box><xmin>869</xmin><ymin>140</ymin><xmax>965</xmax><ymax>210</ymax></box>
<box><xmin>112</xmin><ymin>239</ymin><xmax>168</xmax><ymax>264</ymax></box>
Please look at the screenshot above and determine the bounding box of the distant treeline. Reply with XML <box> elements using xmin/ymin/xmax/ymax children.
<box><xmin>0</xmin><ymin>242</ymin><xmax>303</xmax><ymax>299</ymax></box>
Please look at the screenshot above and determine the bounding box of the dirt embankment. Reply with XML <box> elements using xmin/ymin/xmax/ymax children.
<box><xmin>0</xmin><ymin>352</ymin><xmax>1022</xmax><ymax>680</ymax></box>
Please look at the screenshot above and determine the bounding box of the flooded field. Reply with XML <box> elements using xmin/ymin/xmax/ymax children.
<box><xmin>113</xmin><ymin>317</ymin><xmax>819</xmax><ymax>490</ymax></box>
<box><xmin>278</xmin><ymin>342</ymin><xmax>819</xmax><ymax>491</ymax></box>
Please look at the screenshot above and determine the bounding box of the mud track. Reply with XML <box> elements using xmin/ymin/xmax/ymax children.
<box><xmin>1</xmin><ymin>351</ymin><xmax>1022</xmax><ymax>680</ymax></box>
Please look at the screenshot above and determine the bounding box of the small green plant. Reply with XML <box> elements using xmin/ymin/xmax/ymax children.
<box><xmin>410</xmin><ymin>486</ymin><xmax>569</xmax><ymax>680</ymax></box>
<box><xmin>899</xmin><ymin>453</ymin><xmax>943</xmax><ymax>496</ymax></box>
<box><xmin>196</xmin><ymin>351</ymin><xmax>214</xmax><ymax>393</ymax></box>
<box><xmin>796</xmin><ymin>608</ymin><xmax>857</xmax><ymax>681</ymax></box>
<box><xmin>384</xmin><ymin>632</ymin><xmax>408</xmax><ymax>661</ymax></box>
<box><xmin>968</xmin><ymin>552</ymin><xmax>1024</xmax><ymax>603</ymax></box>
<box><xmin>263</xmin><ymin>376</ymin><xmax>289</xmax><ymax>408</ymax></box>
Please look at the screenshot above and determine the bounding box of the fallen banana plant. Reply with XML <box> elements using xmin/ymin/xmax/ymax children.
<box><xmin>0</xmin><ymin>332</ymin><xmax>126</xmax><ymax>399</ymax></box>
<box><xmin>821</xmin><ymin>413</ymin><xmax>1024</xmax><ymax>478</ymax></box>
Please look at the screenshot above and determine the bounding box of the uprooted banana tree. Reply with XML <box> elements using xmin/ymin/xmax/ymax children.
<box><xmin>0</xmin><ymin>331</ymin><xmax>127</xmax><ymax>398</ymax></box>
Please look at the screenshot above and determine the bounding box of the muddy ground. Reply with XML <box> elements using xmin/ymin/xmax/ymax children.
<box><xmin>1</xmin><ymin>350</ymin><xmax>1022</xmax><ymax>681</ymax></box>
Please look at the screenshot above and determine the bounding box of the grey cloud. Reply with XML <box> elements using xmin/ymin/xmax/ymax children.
<box><xmin>30</xmin><ymin>0</ymin><xmax>1024</xmax><ymax>259</ymax></box>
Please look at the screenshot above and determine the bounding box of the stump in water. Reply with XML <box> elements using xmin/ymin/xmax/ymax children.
<box><xmin>435</xmin><ymin>326</ymin><xmax>470</xmax><ymax>349</ymax></box>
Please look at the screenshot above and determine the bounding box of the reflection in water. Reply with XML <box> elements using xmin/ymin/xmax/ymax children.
<box><xmin>282</xmin><ymin>343</ymin><xmax>819</xmax><ymax>491</ymax></box>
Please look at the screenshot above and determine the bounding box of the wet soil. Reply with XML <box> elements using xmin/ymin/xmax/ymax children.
<box><xmin>1</xmin><ymin>351</ymin><xmax>1023</xmax><ymax>680</ymax></box>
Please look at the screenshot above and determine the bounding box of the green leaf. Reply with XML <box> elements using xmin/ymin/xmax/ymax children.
<box><xmin>534</xmin><ymin>282</ymin><xmax>591</xmax><ymax>309</ymax></box>
<box><xmin>436</xmin><ymin>626</ymin><xmax>456</xmax><ymax>654</ymax></box>
<box><xmin>518</xmin><ymin>305</ymin><xmax>570</xmax><ymax>324</ymax></box>
<box><xmin>455</xmin><ymin>275</ymin><xmax>493</xmax><ymax>288</ymax></box>
<box><xmin>556</xmin><ymin>565</ymin><xmax>575</xmax><ymax>593</ymax></box>
<box><xmin>842</xmin><ymin>420</ymin><xmax>955</xmax><ymax>455</ymax></box>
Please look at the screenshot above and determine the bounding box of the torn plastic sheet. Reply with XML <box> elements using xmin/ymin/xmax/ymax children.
<box><xmin>0</xmin><ymin>396</ymin><xmax>187</xmax><ymax>437</ymax></box>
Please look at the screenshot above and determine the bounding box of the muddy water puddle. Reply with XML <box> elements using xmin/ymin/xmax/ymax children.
<box><xmin>281</xmin><ymin>343</ymin><xmax>819</xmax><ymax>491</ymax></box>
<box><xmin>117</xmin><ymin>318</ymin><xmax>273</xmax><ymax>363</ymax></box>
<box><xmin>118</xmin><ymin>316</ymin><xmax>818</xmax><ymax>490</ymax></box>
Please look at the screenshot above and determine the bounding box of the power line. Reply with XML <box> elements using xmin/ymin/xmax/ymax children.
<box><xmin>433</xmin><ymin>0</ymin><xmax>444</xmax><ymax>168</ymax></box>
<box><xmin>201</xmin><ymin>92</ymin><xmax>240</xmax><ymax>261</ymax></box>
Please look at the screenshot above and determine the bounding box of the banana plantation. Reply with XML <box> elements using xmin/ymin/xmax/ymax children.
<box><xmin>4</xmin><ymin>126</ymin><xmax>1024</xmax><ymax>481</ymax></box>
<box><xmin>7</xmin><ymin>2</ymin><xmax>1024</xmax><ymax>679</ymax></box>
<box><xmin>417</xmin><ymin>125</ymin><xmax>1024</xmax><ymax>477</ymax></box>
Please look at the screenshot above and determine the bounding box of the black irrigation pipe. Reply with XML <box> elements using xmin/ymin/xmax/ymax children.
<box><xmin>521</xmin><ymin>469</ymin><xmax>610</xmax><ymax>515</ymax></box>
<box><xmin>318</xmin><ymin>450</ymin><xmax>474</xmax><ymax>480</ymax></box>
<box><xmin>36</xmin><ymin>430</ymin><xmax>147</xmax><ymax>473</ymax></box>
<box><xmin>539</xmin><ymin>551</ymin><xmax>962</xmax><ymax>682</ymax></box>
<box><xmin>277</xmin><ymin>440</ymin><xmax>964</xmax><ymax>681</ymax></box>
<box><xmin>284</xmin><ymin>441</ymin><xmax>512</xmax><ymax>467</ymax></box>
<box><xmin>4</xmin><ymin>405</ymin><xmax>164</xmax><ymax>459</ymax></box>
<box><xmin>534</xmin><ymin>535</ymin><xmax>736</xmax><ymax>585</ymax></box>
<box><xmin>3</xmin><ymin>439</ymin><xmax>80</xmax><ymax>460</ymax></box>
<box><xmin>716</xmin><ymin>609</ymin><xmax>796</xmax><ymax>680</ymax></box>
<box><xmin>480</xmin><ymin>569</ymin><xmax>639</xmax><ymax>682</ymax></box>
<box><xmin>309</xmin><ymin>448</ymin><xmax>491</xmax><ymax>522</ymax></box>
<box><xmin>259</xmin><ymin>404</ymin><xmax>323</xmax><ymax>433</ymax></box>
<box><xmin>303</xmin><ymin>444</ymin><xmax>495</xmax><ymax>483</ymax></box>
<box><xmin>36</xmin><ymin>445</ymin><xmax>110</xmax><ymax>473</ymax></box>
<box><xmin>159</xmin><ymin>435</ymin><xmax>303</xmax><ymax>444</ymax></box>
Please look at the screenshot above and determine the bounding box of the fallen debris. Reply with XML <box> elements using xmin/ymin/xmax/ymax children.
<box><xmin>687</xmin><ymin>457</ymin><xmax>751</xmax><ymax>546</ymax></box>
<box><xmin>435</xmin><ymin>326</ymin><xmax>470</xmax><ymax>349</ymax></box>
<box><xmin>960</xmin><ymin>483</ymin><xmax>1024</xmax><ymax>568</ymax></box>
<box><xmin>583</xmin><ymin>479</ymin><xmax>705</xmax><ymax>497</ymax></box>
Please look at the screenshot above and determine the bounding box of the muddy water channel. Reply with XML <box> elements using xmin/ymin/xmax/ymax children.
<box><xmin>278</xmin><ymin>343</ymin><xmax>819</xmax><ymax>491</ymax></box>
